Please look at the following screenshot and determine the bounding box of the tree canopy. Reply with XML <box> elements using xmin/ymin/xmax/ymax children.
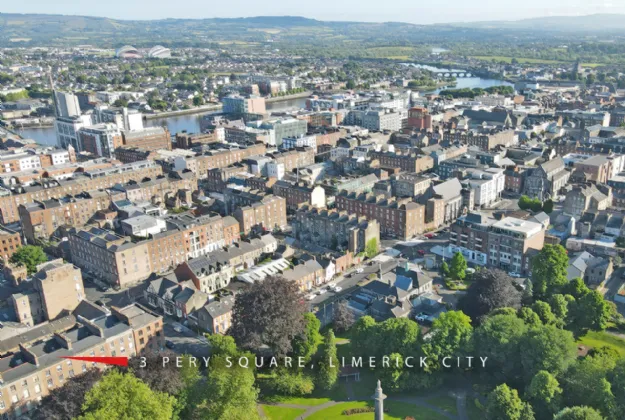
<box><xmin>458</xmin><ymin>269</ymin><xmax>523</xmax><ymax>321</ymax></box>
<box><xmin>230</xmin><ymin>275</ymin><xmax>307</xmax><ymax>356</ymax></box>
<box><xmin>10</xmin><ymin>245</ymin><xmax>47</xmax><ymax>274</ymax></box>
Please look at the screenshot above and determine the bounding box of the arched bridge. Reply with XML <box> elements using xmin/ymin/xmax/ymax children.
<box><xmin>434</xmin><ymin>72</ymin><xmax>472</xmax><ymax>78</ymax></box>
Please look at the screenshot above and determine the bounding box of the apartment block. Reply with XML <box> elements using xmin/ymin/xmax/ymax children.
<box><xmin>272</xmin><ymin>181</ymin><xmax>326</xmax><ymax>211</ymax></box>
<box><xmin>370</xmin><ymin>150</ymin><xmax>434</xmax><ymax>174</ymax></box>
<box><xmin>0</xmin><ymin>161</ymin><xmax>162</xmax><ymax>224</ymax></box>
<box><xmin>443</xmin><ymin>130</ymin><xmax>517</xmax><ymax>151</ymax></box>
<box><xmin>335</xmin><ymin>191</ymin><xmax>425</xmax><ymax>240</ymax></box>
<box><xmin>392</xmin><ymin>173</ymin><xmax>432</xmax><ymax>198</ymax></box>
<box><xmin>0</xmin><ymin>227</ymin><xmax>22</xmax><ymax>261</ymax></box>
<box><xmin>77</xmin><ymin>123</ymin><xmax>123</xmax><ymax>158</ymax></box>
<box><xmin>195</xmin><ymin>143</ymin><xmax>267</xmax><ymax>174</ymax></box>
<box><xmin>267</xmin><ymin>147</ymin><xmax>316</xmax><ymax>172</ymax></box>
<box><xmin>0</xmin><ymin>304</ymin><xmax>163</xmax><ymax>418</ymax></box>
<box><xmin>69</xmin><ymin>227</ymin><xmax>151</xmax><ymax>288</ymax></box>
<box><xmin>233</xmin><ymin>195</ymin><xmax>287</xmax><ymax>235</ymax></box>
<box><xmin>122</xmin><ymin>127</ymin><xmax>171</xmax><ymax>151</ymax></box>
<box><xmin>19</xmin><ymin>190</ymin><xmax>112</xmax><ymax>243</ymax></box>
<box><xmin>449</xmin><ymin>213</ymin><xmax>545</xmax><ymax>274</ymax></box>
<box><xmin>294</xmin><ymin>205</ymin><xmax>380</xmax><ymax>254</ymax></box>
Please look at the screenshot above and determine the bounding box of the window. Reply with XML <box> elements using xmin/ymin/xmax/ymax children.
<box><xmin>69</xmin><ymin>370</ymin><xmax>75</xmax><ymax>378</ymax></box>
<box><xmin>11</xmin><ymin>395</ymin><xmax>18</xmax><ymax>403</ymax></box>
<box><xmin>34</xmin><ymin>384</ymin><xmax>41</xmax><ymax>394</ymax></box>
<box><xmin>47</xmin><ymin>379</ymin><xmax>53</xmax><ymax>388</ymax></box>
<box><xmin>9</xmin><ymin>386</ymin><xmax>15</xmax><ymax>392</ymax></box>
<box><xmin>23</xmin><ymin>389</ymin><xmax>29</xmax><ymax>399</ymax></box>
<box><xmin>56</xmin><ymin>365</ymin><xmax>62</xmax><ymax>372</ymax></box>
<box><xmin>82</xmin><ymin>364</ymin><xmax>87</xmax><ymax>372</ymax></box>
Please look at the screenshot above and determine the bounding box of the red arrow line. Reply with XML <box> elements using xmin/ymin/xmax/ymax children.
<box><xmin>61</xmin><ymin>356</ymin><xmax>129</xmax><ymax>367</ymax></box>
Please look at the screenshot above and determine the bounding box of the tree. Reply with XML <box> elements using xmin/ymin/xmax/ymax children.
<box><xmin>525</xmin><ymin>371</ymin><xmax>562</xmax><ymax>420</ymax></box>
<box><xmin>485</xmin><ymin>384</ymin><xmax>534</xmax><ymax>420</ymax></box>
<box><xmin>422</xmin><ymin>311</ymin><xmax>472</xmax><ymax>370</ymax></box>
<box><xmin>531</xmin><ymin>301</ymin><xmax>557</xmax><ymax>326</ymax></box>
<box><xmin>449</xmin><ymin>252</ymin><xmax>467</xmax><ymax>281</ymax></box>
<box><xmin>561</xmin><ymin>355</ymin><xmax>617</xmax><ymax>418</ymax></box>
<box><xmin>113</xmin><ymin>98</ymin><xmax>129</xmax><ymax>107</ymax></box>
<box><xmin>292</xmin><ymin>312</ymin><xmax>322</xmax><ymax>363</ymax></box>
<box><xmin>375</xmin><ymin>318</ymin><xmax>420</xmax><ymax>358</ymax></box>
<box><xmin>350</xmin><ymin>315</ymin><xmax>377</xmax><ymax>357</ymax></box>
<box><xmin>332</xmin><ymin>300</ymin><xmax>354</xmax><ymax>333</ymax></box>
<box><xmin>610</xmin><ymin>359</ymin><xmax>625</xmax><ymax>412</ymax></box>
<box><xmin>543</xmin><ymin>199</ymin><xmax>554</xmax><ymax>214</ymax></box>
<box><xmin>365</xmin><ymin>238</ymin><xmax>378</xmax><ymax>258</ymax></box>
<box><xmin>78</xmin><ymin>370</ymin><xmax>175</xmax><ymax>420</ymax></box>
<box><xmin>197</xmin><ymin>336</ymin><xmax>260</xmax><ymax>420</ymax></box>
<box><xmin>346</xmin><ymin>79</ymin><xmax>356</xmax><ymax>89</ymax></box>
<box><xmin>553</xmin><ymin>406</ymin><xmax>604</xmax><ymax>420</ymax></box>
<box><xmin>10</xmin><ymin>245</ymin><xmax>47</xmax><ymax>274</ymax></box>
<box><xmin>126</xmin><ymin>351</ymin><xmax>184</xmax><ymax>395</ymax></box>
<box><xmin>379</xmin><ymin>353</ymin><xmax>404</xmax><ymax>391</ymax></box>
<box><xmin>268</xmin><ymin>368</ymin><xmax>314</xmax><ymax>396</ymax></box>
<box><xmin>519</xmin><ymin>325</ymin><xmax>577</xmax><ymax>384</ymax></box>
<box><xmin>473</xmin><ymin>314</ymin><xmax>528</xmax><ymax>386</ymax></box>
<box><xmin>531</xmin><ymin>245</ymin><xmax>569</xmax><ymax>298</ymax></box>
<box><xmin>230</xmin><ymin>275</ymin><xmax>306</xmax><ymax>356</ymax></box>
<box><xmin>192</xmin><ymin>95</ymin><xmax>203</xmax><ymax>106</ymax></box>
<box><xmin>518</xmin><ymin>307</ymin><xmax>542</xmax><ymax>327</ymax></box>
<box><xmin>317</xmin><ymin>329</ymin><xmax>339</xmax><ymax>390</ymax></box>
<box><xmin>441</xmin><ymin>261</ymin><xmax>450</xmax><ymax>277</ymax></box>
<box><xmin>458</xmin><ymin>269</ymin><xmax>523</xmax><ymax>321</ymax></box>
<box><xmin>549</xmin><ymin>294</ymin><xmax>570</xmax><ymax>326</ymax></box>
<box><xmin>35</xmin><ymin>370</ymin><xmax>102</xmax><ymax>420</ymax></box>
<box><xmin>567</xmin><ymin>290</ymin><xmax>611</xmax><ymax>336</ymax></box>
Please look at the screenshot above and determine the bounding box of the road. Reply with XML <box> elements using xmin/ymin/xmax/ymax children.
<box><xmin>162</xmin><ymin>321</ymin><xmax>211</xmax><ymax>358</ymax></box>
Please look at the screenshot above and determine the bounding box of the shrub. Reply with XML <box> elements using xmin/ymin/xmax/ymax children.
<box><xmin>267</xmin><ymin>370</ymin><xmax>314</xmax><ymax>396</ymax></box>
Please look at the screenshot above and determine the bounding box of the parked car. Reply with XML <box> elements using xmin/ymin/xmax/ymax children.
<box><xmin>165</xmin><ymin>340</ymin><xmax>175</xmax><ymax>349</ymax></box>
<box><xmin>326</xmin><ymin>283</ymin><xmax>336</xmax><ymax>290</ymax></box>
<box><xmin>415</xmin><ymin>312</ymin><xmax>429</xmax><ymax>322</ymax></box>
<box><xmin>173</xmin><ymin>325</ymin><xmax>183</xmax><ymax>333</ymax></box>
<box><xmin>356</xmin><ymin>268</ymin><xmax>364</xmax><ymax>274</ymax></box>
<box><xmin>508</xmin><ymin>272</ymin><xmax>521</xmax><ymax>278</ymax></box>
<box><xmin>95</xmin><ymin>300</ymin><xmax>106</xmax><ymax>307</ymax></box>
<box><xmin>417</xmin><ymin>249</ymin><xmax>426</xmax><ymax>256</ymax></box>
<box><xmin>306</xmin><ymin>294</ymin><xmax>316</xmax><ymax>301</ymax></box>
<box><xmin>333</xmin><ymin>286</ymin><xmax>343</xmax><ymax>292</ymax></box>
<box><xmin>316</xmin><ymin>288</ymin><xmax>327</xmax><ymax>295</ymax></box>
<box><xmin>99</xmin><ymin>285</ymin><xmax>109</xmax><ymax>292</ymax></box>
<box><xmin>424</xmin><ymin>233</ymin><xmax>434</xmax><ymax>239</ymax></box>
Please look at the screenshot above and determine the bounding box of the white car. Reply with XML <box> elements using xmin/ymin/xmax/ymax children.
<box><xmin>508</xmin><ymin>272</ymin><xmax>521</xmax><ymax>278</ymax></box>
<box><xmin>306</xmin><ymin>294</ymin><xmax>316</xmax><ymax>301</ymax></box>
<box><xmin>316</xmin><ymin>288</ymin><xmax>327</xmax><ymax>295</ymax></box>
<box><xmin>356</xmin><ymin>268</ymin><xmax>364</xmax><ymax>274</ymax></box>
<box><xmin>326</xmin><ymin>283</ymin><xmax>336</xmax><ymax>290</ymax></box>
<box><xmin>173</xmin><ymin>325</ymin><xmax>183</xmax><ymax>333</ymax></box>
<box><xmin>333</xmin><ymin>286</ymin><xmax>343</xmax><ymax>293</ymax></box>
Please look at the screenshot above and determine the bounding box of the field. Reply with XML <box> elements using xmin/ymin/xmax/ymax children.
<box><xmin>577</xmin><ymin>331</ymin><xmax>625</xmax><ymax>357</ymax></box>
<box><xmin>306</xmin><ymin>401</ymin><xmax>449</xmax><ymax>420</ymax></box>
<box><xmin>261</xmin><ymin>405</ymin><xmax>307</xmax><ymax>420</ymax></box>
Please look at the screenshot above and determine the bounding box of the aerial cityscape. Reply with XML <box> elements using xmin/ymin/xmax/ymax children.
<box><xmin>1</xmin><ymin>5</ymin><xmax>625</xmax><ymax>420</ymax></box>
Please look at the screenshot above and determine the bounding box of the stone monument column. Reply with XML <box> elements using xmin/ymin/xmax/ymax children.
<box><xmin>372</xmin><ymin>379</ymin><xmax>387</xmax><ymax>420</ymax></box>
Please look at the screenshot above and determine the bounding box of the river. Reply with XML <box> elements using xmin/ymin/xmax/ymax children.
<box><xmin>17</xmin><ymin>97</ymin><xmax>309</xmax><ymax>146</ymax></box>
<box><xmin>17</xmin><ymin>71</ymin><xmax>511</xmax><ymax>146</ymax></box>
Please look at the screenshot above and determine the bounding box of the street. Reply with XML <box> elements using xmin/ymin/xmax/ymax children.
<box><xmin>162</xmin><ymin>321</ymin><xmax>211</xmax><ymax>358</ymax></box>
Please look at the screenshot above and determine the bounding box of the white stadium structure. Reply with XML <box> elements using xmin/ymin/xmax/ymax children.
<box><xmin>116</xmin><ymin>45</ymin><xmax>142</xmax><ymax>59</ymax></box>
<box><xmin>148</xmin><ymin>45</ymin><xmax>172</xmax><ymax>58</ymax></box>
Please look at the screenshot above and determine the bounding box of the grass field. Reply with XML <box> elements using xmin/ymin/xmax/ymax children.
<box><xmin>306</xmin><ymin>401</ymin><xmax>449</xmax><ymax>420</ymax></box>
<box><xmin>466</xmin><ymin>398</ymin><xmax>484</xmax><ymax>420</ymax></box>
<box><xmin>263</xmin><ymin>395</ymin><xmax>333</xmax><ymax>406</ymax></box>
<box><xmin>425</xmin><ymin>395</ymin><xmax>458</xmax><ymax>416</ymax></box>
<box><xmin>261</xmin><ymin>405</ymin><xmax>307</xmax><ymax>420</ymax></box>
<box><xmin>577</xmin><ymin>331</ymin><xmax>625</xmax><ymax>357</ymax></box>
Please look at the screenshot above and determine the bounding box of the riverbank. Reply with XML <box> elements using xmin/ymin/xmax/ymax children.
<box><xmin>144</xmin><ymin>91</ymin><xmax>313</xmax><ymax>120</ymax></box>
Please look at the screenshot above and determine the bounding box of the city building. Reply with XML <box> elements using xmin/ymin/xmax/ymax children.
<box><xmin>233</xmin><ymin>194</ymin><xmax>288</xmax><ymax>234</ymax></box>
<box><xmin>77</xmin><ymin>124</ymin><xmax>123</xmax><ymax>158</ymax></box>
<box><xmin>222</xmin><ymin>95</ymin><xmax>266</xmax><ymax>115</ymax></box>
<box><xmin>294</xmin><ymin>205</ymin><xmax>380</xmax><ymax>254</ymax></box>
<box><xmin>523</xmin><ymin>157</ymin><xmax>570</xmax><ymax>200</ymax></box>
<box><xmin>0</xmin><ymin>226</ymin><xmax>22</xmax><ymax>261</ymax></box>
<box><xmin>272</xmin><ymin>181</ymin><xmax>326</xmax><ymax>211</ymax></box>
<box><xmin>53</xmin><ymin>91</ymin><xmax>81</xmax><ymax>118</ymax></box>
<box><xmin>69</xmin><ymin>226</ymin><xmax>151</xmax><ymax>288</ymax></box>
<box><xmin>449</xmin><ymin>213</ymin><xmax>545</xmax><ymax>273</ymax></box>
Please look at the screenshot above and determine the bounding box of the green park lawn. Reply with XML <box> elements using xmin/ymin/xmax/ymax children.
<box><xmin>466</xmin><ymin>398</ymin><xmax>484</xmax><ymax>420</ymax></box>
<box><xmin>261</xmin><ymin>405</ymin><xmax>307</xmax><ymax>420</ymax></box>
<box><xmin>425</xmin><ymin>395</ymin><xmax>458</xmax><ymax>416</ymax></box>
<box><xmin>263</xmin><ymin>395</ymin><xmax>333</xmax><ymax>406</ymax></box>
<box><xmin>306</xmin><ymin>400</ymin><xmax>448</xmax><ymax>420</ymax></box>
<box><xmin>577</xmin><ymin>331</ymin><xmax>625</xmax><ymax>357</ymax></box>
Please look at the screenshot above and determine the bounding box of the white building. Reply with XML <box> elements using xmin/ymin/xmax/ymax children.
<box><xmin>121</xmin><ymin>215</ymin><xmax>167</xmax><ymax>237</ymax></box>
<box><xmin>55</xmin><ymin>115</ymin><xmax>93</xmax><ymax>150</ymax></box>
<box><xmin>266</xmin><ymin>161</ymin><xmax>285</xmax><ymax>180</ymax></box>
<box><xmin>282</xmin><ymin>135</ymin><xmax>317</xmax><ymax>152</ymax></box>
<box><xmin>53</xmin><ymin>91</ymin><xmax>81</xmax><ymax>118</ymax></box>
<box><xmin>463</xmin><ymin>168</ymin><xmax>505</xmax><ymax>207</ymax></box>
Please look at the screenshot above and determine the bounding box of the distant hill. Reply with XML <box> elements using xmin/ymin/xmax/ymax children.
<box><xmin>2</xmin><ymin>12</ymin><xmax>625</xmax><ymax>49</ymax></box>
<box><xmin>448</xmin><ymin>13</ymin><xmax>625</xmax><ymax>32</ymax></box>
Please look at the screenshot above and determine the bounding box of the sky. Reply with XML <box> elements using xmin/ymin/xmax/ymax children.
<box><xmin>2</xmin><ymin>0</ymin><xmax>625</xmax><ymax>24</ymax></box>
